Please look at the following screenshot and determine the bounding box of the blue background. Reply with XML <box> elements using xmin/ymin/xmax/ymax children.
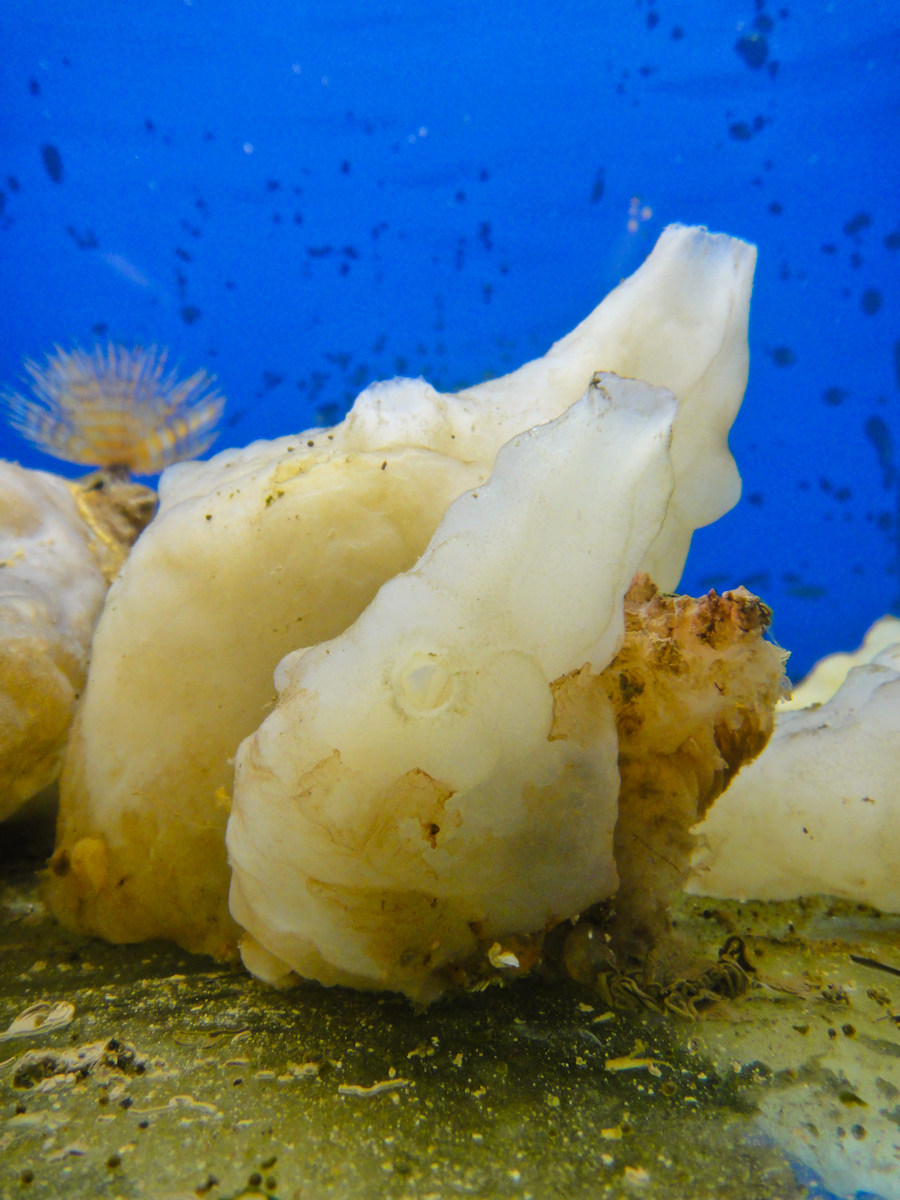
<box><xmin>0</xmin><ymin>0</ymin><xmax>898</xmax><ymax>680</ymax></box>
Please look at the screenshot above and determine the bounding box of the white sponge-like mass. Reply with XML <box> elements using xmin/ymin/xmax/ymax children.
<box><xmin>0</xmin><ymin>463</ymin><xmax>110</xmax><ymax>821</ymax></box>
<box><xmin>228</xmin><ymin>374</ymin><xmax>678</xmax><ymax>1000</ymax></box>
<box><xmin>689</xmin><ymin>640</ymin><xmax>900</xmax><ymax>912</ymax></box>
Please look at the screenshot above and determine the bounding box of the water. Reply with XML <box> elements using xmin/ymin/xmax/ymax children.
<box><xmin>1</xmin><ymin>0</ymin><xmax>897</xmax><ymax>677</ymax></box>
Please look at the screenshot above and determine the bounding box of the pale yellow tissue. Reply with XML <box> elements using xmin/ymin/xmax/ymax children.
<box><xmin>69</xmin><ymin>836</ymin><xmax>109</xmax><ymax>894</ymax></box>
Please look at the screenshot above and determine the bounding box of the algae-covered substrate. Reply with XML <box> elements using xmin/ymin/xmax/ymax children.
<box><xmin>4</xmin><ymin>822</ymin><xmax>900</xmax><ymax>1200</ymax></box>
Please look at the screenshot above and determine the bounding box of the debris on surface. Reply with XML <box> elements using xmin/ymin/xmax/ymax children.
<box><xmin>605</xmin><ymin>1041</ymin><xmax>668</xmax><ymax>1074</ymax></box>
<box><xmin>487</xmin><ymin>943</ymin><xmax>520</xmax><ymax>970</ymax></box>
<box><xmin>11</xmin><ymin>1037</ymin><xmax>147</xmax><ymax>1089</ymax></box>
<box><xmin>338</xmin><ymin>1078</ymin><xmax>412</xmax><ymax>1097</ymax></box>
<box><xmin>0</xmin><ymin>1000</ymin><xmax>74</xmax><ymax>1042</ymax></box>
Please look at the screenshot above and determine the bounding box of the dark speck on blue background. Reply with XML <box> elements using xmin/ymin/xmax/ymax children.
<box><xmin>844</xmin><ymin>212</ymin><xmax>872</xmax><ymax>237</ymax></box>
<box><xmin>0</xmin><ymin>0</ymin><xmax>898</xmax><ymax>682</ymax></box>
<box><xmin>735</xmin><ymin>31</ymin><xmax>769</xmax><ymax>70</ymax></box>
<box><xmin>40</xmin><ymin>143</ymin><xmax>64</xmax><ymax>183</ymax></box>
<box><xmin>823</xmin><ymin>387</ymin><xmax>848</xmax><ymax>407</ymax></box>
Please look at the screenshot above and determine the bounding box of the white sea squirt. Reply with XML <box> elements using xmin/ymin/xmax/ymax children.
<box><xmin>688</xmin><ymin>620</ymin><xmax>900</xmax><ymax>912</ymax></box>
<box><xmin>778</xmin><ymin>613</ymin><xmax>900</xmax><ymax>710</ymax></box>
<box><xmin>350</xmin><ymin>221</ymin><xmax>755</xmax><ymax>591</ymax></box>
<box><xmin>0</xmin><ymin>462</ymin><xmax>154</xmax><ymax>822</ymax></box>
<box><xmin>45</xmin><ymin>223</ymin><xmax>756</xmax><ymax>962</ymax></box>
<box><xmin>227</xmin><ymin>373</ymin><xmax>679</xmax><ymax>1000</ymax></box>
<box><xmin>0</xmin><ymin>463</ymin><xmax>111</xmax><ymax>821</ymax></box>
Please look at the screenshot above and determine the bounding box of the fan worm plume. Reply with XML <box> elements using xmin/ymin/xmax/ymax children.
<box><xmin>3</xmin><ymin>344</ymin><xmax>224</xmax><ymax>475</ymax></box>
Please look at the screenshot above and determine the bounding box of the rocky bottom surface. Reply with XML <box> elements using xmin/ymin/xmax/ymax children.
<box><xmin>3</xmin><ymin>816</ymin><xmax>900</xmax><ymax>1200</ymax></box>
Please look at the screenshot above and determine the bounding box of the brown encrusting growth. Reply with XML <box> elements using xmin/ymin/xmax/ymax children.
<box><xmin>68</xmin><ymin>470</ymin><xmax>158</xmax><ymax>580</ymax></box>
<box><xmin>553</xmin><ymin>573</ymin><xmax>788</xmax><ymax>975</ymax></box>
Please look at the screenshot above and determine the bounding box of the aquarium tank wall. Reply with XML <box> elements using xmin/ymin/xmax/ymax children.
<box><xmin>3</xmin><ymin>6</ymin><xmax>900</xmax><ymax>1200</ymax></box>
<box><xmin>1</xmin><ymin>0</ymin><xmax>897</xmax><ymax>680</ymax></box>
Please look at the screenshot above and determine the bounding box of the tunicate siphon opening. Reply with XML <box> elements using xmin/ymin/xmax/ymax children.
<box><xmin>395</xmin><ymin>656</ymin><xmax>455</xmax><ymax>715</ymax></box>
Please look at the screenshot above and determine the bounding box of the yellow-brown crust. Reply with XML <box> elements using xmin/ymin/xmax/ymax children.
<box><xmin>68</xmin><ymin>471</ymin><xmax>158</xmax><ymax>581</ymax></box>
<box><xmin>552</xmin><ymin>574</ymin><xmax>788</xmax><ymax>971</ymax></box>
<box><xmin>43</xmin><ymin>710</ymin><xmax>241</xmax><ymax>962</ymax></box>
